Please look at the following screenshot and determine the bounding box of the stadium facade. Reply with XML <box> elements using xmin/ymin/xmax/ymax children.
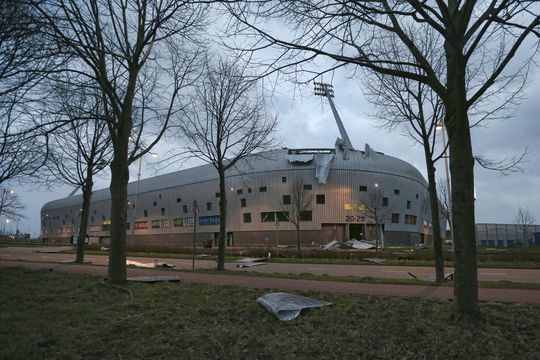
<box><xmin>41</xmin><ymin>88</ymin><xmax>435</xmax><ymax>250</ymax></box>
<box><xmin>40</xmin><ymin>143</ymin><xmax>434</xmax><ymax>249</ymax></box>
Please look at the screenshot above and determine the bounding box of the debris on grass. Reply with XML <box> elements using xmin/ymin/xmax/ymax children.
<box><xmin>126</xmin><ymin>259</ymin><xmax>175</xmax><ymax>268</ymax></box>
<box><xmin>408</xmin><ymin>272</ymin><xmax>454</xmax><ymax>282</ymax></box>
<box><xmin>362</xmin><ymin>257</ymin><xmax>385</xmax><ymax>263</ymax></box>
<box><xmin>59</xmin><ymin>260</ymin><xmax>92</xmax><ymax>264</ymax></box>
<box><xmin>256</xmin><ymin>292</ymin><xmax>332</xmax><ymax>321</ymax></box>
<box><xmin>34</xmin><ymin>247</ymin><xmax>71</xmax><ymax>253</ymax></box>
<box><xmin>321</xmin><ymin>239</ymin><xmax>376</xmax><ymax>251</ymax></box>
<box><xmin>236</xmin><ymin>253</ymin><xmax>271</xmax><ymax>268</ymax></box>
<box><xmin>127</xmin><ymin>276</ymin><xmax>181</xmax><ymax>283</ymax></box>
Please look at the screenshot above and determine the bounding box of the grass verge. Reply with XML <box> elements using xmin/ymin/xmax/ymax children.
<box><xmin>187</xmin><ymin>268</ymin><xmax>540</xmax><ymax>290</ymax></box>
<box><xmin>1</xmin><ymin>267</ymin><xmax>539</xmax><ymax>360</ymax></box>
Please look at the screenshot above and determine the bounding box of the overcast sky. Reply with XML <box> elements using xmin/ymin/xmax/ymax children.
<box><xmin>9</xmin><ymin>63</ymin><xmax>538</xmax><ymax>237</ymax></box>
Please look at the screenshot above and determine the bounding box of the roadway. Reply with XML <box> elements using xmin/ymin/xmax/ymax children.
<box><xmin>1</xmin><ymin>246</ymin><xmax>539</xmax><ymax>284</ymax></box>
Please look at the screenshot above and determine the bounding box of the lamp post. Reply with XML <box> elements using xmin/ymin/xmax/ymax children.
<box><xmin>192</xmin><ymin>200</ymin><xmax>199</xmax><ymax>270</ymax></box>
<box><xmin>436</xmin><ymin>123</ymin><xmax>454</xmax><ymax>246</ymax></box>
<box><xmin>129</xmin><ymin>152</ymin><xmax>158</xmax><ymax>244</ymax></box>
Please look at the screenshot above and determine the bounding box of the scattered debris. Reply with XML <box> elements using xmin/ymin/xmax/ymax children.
<box><xmin>362</xmin><ymin>257</ymin><xmax>385</xmax><ymax>263</ymax></box>
<box><xmin>321</xmin><ymin>240</ymin><xmax>341</xmax><ymax>251</ymax></box>
<box><xmin>321</xmin><ymin>239</ymin><xmax>376</xmax><ymax>251</ymax></box>
<box><xmin>34</xmin><ymin>247</ymin><xmax>71</xmax><ymax>253</ymax></box>
<box><xmin>347</xmin><ymin>239</ymin><xmax>376</xmax><ymax>250</ymax></box>
<box><xmin>100</xmin><ymin>247</ymin><xmax>109</xmax><ymax>251</ymax></box>
<box><xmin>236</xmin><ymin>253</ymin><xmax>271</xmax><ymax>268</ymax></box>
<box><xmin>127</xmin><ymin>276</ymin><xmax>180</xmax><ymax>283</ymax></box>
<box><xmin>257</xmin><ymin>292</ymin><xmax>332</xmax><ymax>321</ymax></box>
<box><xmin>126</xmin><ymin>259</ymin><xmax>175</xmax><ymax>268</ymax></box>
<box><xmin>408</xmin><ymin>272</ymin><xmax>454</xmax><ymax>282</ymax></box>
<box><xmin>59</xmin><ymin>259</ymin><xmax>91</xmax><ymax>264</ymax></box>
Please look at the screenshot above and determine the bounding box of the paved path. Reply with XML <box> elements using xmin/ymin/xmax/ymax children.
<box><xmin>2</xmin><ymin>246</ymin><xmax>540</xmax><ymax>283</ymax></box>
<box><xmin>1</xmin><ymin>247</ymin><xmax>539</xmax><ymax>305</ymax></box>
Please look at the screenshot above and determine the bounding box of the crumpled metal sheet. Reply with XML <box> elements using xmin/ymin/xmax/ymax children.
<box><xmin>314</xmin><ymin>153</ymin><xmax>334</xmax><ymax>184</ymax></box>
<box><xmin>286</xmin><ymin>154</ymin><xmax>314</xmax><ymax>163</ymax></box>
<box><xmin>257</xmin><ymin>292</ymin><xmax>332</xmax><ymax>321</ymax></box>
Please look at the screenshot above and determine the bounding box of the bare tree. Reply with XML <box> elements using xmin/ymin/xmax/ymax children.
<box><xmin>0</xmin><ymin>0</ymin><xmax>56</xmax><ymax>98</ymax></box>
<box><xmin>45</xmin><ymin>80</ymin><xmax>112</xmax><ymax>264</ymax></box>
<box><xmin>282</xmin><ymin>179</ymin><xmax>312</xmax><ymax>253</ymax></box>
<box><xmin>180</xmin><ymin>57</ymin><xmax>277</xmax><ymax>270</ymax></box>
<box><xmin>0</xmin><ymin>1</ymin><xmax>61</xmax><ymax>185</ymax></box>
<box><xmin>35</xmin><ymin>0</ymin><xmax>207</xmax><ymax>284</ymax></box>
<box><xmin>363</xmin><ymin>58</ymin><xmax>447</xmax><ymax>278</ymax></box>
<box><xmin>515</xmin><ymin>207</ymin><xmax>536</xmax><ymax>247</ymax></box>
<box><xmin>225</xmin><ymin>0</ymin><xmax>540</xmax><ymax>315</ymax></box>
<box><xmin>360</xmin><ymin>185</ymin><xmax>392</xmax><ymax>252</ymax></box>
<box><xmin>0</xmin><ymin>188</ymin><xmax>24</xmax><ymax>221</ymax></box>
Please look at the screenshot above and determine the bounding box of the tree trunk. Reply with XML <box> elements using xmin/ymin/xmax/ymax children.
<box><xmin>445</xmin><ymin>39</ymin><xmax>479</xmax><ymax>315</ymax></box>
<box><xmin>75</xmin><ymin>174</ymin><xmax>93</xmax><ymax>264</ymax></box>
<box><xmin>296</xmin><ymin>223</ymin><xmax>300</xmax><ymax>254</ymax></box>
<box><xmin>107</xmin><ymin>141</ymin><xmax>130</xmax><ymax>284</ymax></box>
<box><xmin>217</xmin><ymin>165</ymin><xmax>227</xmax><ymax>270</ymax></box>
<box><xmin>424</xmin><ymin>145</ymin><xmax>445</xmax><ymax>282</ymax></box>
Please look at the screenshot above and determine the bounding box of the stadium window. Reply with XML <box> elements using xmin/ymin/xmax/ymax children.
<box><xmin>382</xmin><ymin>197</ymin><xmax>389</xmax><ymax>207</ymax></box>
<box><xmin>261</xmin><ymin>212</ymin><xmax>275</xmax><ymax>222</ymax></box>
<box><xmin>248</xmin><ymin>188</ymin><xmax>252</xmax><ymax>193</ymax></box>
<box><xmin>416</xmin><ymin>193</ymin><xmax>419</xmax><ymax>199</ymax></box>
<box><xmin>282</xmin><ymin>177</ymin><xmax>287</xmax><ymax>182</ymax></box>
<box><xmin>237</xmin><ymin>189</ymin><xmax>243</xmax><ymax>195</ymax></box>
<box><xmin>243</xmin><ymin>213</ymin><xmax>252</xmax><ymax>223</ymax></box>
<box><xmin>299</xmin><ymin>211</ymin><xmax>312</xmax><ymax>221</ymax></box>
<box><xmin>153</xmin><ymin>201</ymin><xmax>157</xmax><ymax>206</ymax></box>
<box><xmin>394</xmin><ymin>189</ymin><xmax>400</xmax><ymax>195</ymax></box>
<box><xmin>303</xmin><ymin>184</ymin><xmax>312</xmax><ymax>190</ymax></box>
<box><xmin>159</xmin><ymin>194</ymin><xmax>162</xmax><ymax>199</ymax></box>
<box><xmin>161</xmin><ymin>208</ymin><xmax>166</xmax><ymax>216</ymax></box>
<box><xmin>316</xmin><ymin>194</ymin><xmax>325</xmax><ymax>204</ymax></box>
<box><xmin>259</xmin><ymin>186</ymin><xmax>267</xmax><ymax>192</ymax></box>
<box><xmin>359</xmin><ymin>185</ymin><xmax>367</xmax><ymax>192</ymax></box>
<box><xmin>215</xmin><ymin>192</ymin><xmax>220</xmax><ymax>197</ymax></box>
<box><xmin>406</xmin><ymin>200</ymin><xmax>411</xmax><ymax>209</ymax></box>
<box><xmin>206</xmin><ymin>202</ymin><xmax>212</xmax><ymax>211</ymax></box>
<box><xmin>282</xmin><ymin>195</ymin><xmax>291</xmax><ymax>205</ymax></box>
<box><xmin>176</xmin><ymin>197</ymin><xmax>182</xmax><ymax>203</ymax></box>
<box><xmin>277</xmin><ymin>211</ymin><xmax>289</xmax><ymax>221</ymax></box>
<box><xmin>182</xmin><ymin>205</ymin><xmax>188</xmax><ymax>213</ymax></box>
<box><xmin>392</xmin><ymin>213</ymin><xmax>400</xmax><ymax>223</ymax></box>
<box><xmin>143</xmin><ymin>210</ymin><xmax>148</xmax><ymax>217</ymax></box>
<box><xmin>102</xmin><ymin>215</ymin><xmax>106</xmax><ymax>221</ymax></box>
<box><xmin>240</xmin><ymin>198</ymin><xmax>247</xmax><ymax>207</ymax></box>
<box><xmin>405</xmin><ymin>215</ymin><xmax>417</xmax><ymax>225</ymax></box>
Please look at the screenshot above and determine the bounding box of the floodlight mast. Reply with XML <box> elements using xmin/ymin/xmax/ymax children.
<box><xmin>313</xmin><ymin>82</ymin><xmax>354</xmax><ymax>150</ymax></box>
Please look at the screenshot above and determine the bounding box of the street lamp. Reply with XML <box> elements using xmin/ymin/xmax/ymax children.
<box><xmin>130</xmin><ymin>151</ymin><xmax>159</xmax><ymax>244</ymax></box>
<box><xmin>436</xmin><ymin>123</ymin><xmax>453</xmax><ymax>246</ymax></box>
<box><xmin>192</xmin><ymin>200</ymin><xmax>199</xmax><ymax>270</ymax></box>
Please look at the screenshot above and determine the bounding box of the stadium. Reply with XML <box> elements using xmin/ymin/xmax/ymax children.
<box><xmin>40</xmin><ymin>142</ymin><xmax>433</xmax><ymax>249</ymax></box>
<box><xmin>41</xmin><ymin>87</ymin><xmax>433</xmax><ymax>250</ymax></box>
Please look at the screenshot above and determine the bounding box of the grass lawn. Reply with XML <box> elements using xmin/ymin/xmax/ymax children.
<box><xmin>1</xmin><ymin>268</ymin><xmax>539</xmax><ymax>359</ymax></box>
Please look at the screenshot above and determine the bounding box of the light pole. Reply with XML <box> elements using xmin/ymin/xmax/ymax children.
<box><xmin>192</xmin><ymin>200</ymin><xmax>199</xmax><ymax>270</ymax></box>
<box><xmin>436</xmin><ymin>123</ymin><xmax>453</xmax><ymax>246</ymax></box>
<box><xmin>129</xmin><ymin>152</ymin><xmax>158</xmax><ymax>244</ymax></box>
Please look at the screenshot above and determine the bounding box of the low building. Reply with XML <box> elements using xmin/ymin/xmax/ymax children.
<box><xmin>476</xmin><ymin>223</ymin><xmax>540</xmax><ymax>247</ymax></box>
